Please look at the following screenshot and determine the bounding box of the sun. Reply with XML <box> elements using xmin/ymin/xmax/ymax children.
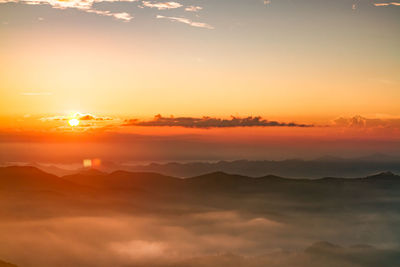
<box><xmin>68</xmin><ymin>118</ymin><xmax>80</xmax><ymax>127</ymax></box>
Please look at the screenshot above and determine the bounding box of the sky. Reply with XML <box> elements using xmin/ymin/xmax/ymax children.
<box><xmin>0</xmin><ymin>0</ymin><xmax>399</xmax><ymax>164</ymax></box>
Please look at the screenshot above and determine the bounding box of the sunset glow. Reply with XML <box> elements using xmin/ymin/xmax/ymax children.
<box><xmin>1</xmin><ymin>1</ymin><xmax>400</xmax><ymax>267</ymax></box>
<box><xmin>0</xmin><ymin>0</ymin><xmax>398</xmax><ymax>164</ymax></box>
<box><xmin>68</xmin><ymin>118</ymin><xmax>80</xmax><ymax>127</ymax></box>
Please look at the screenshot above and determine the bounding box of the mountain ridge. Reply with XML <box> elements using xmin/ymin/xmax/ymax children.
<box><xmin>1</xmin><ymin>165</ymin><xmax>399</xmax><ymax>183</ymax></box>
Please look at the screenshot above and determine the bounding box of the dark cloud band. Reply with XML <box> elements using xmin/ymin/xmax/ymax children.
<box><xmin>124</xmin><ymin>115</ymin><xmax>313</xmax><ymax>128</ymax></box>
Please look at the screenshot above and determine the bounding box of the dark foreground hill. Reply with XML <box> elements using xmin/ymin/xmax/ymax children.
<box><xmin>0</xmin><ymin>259</ymin><xmax>17</xmax><ymax>267</ymax></box>
<box><xmin>3</xmin><ymin>166</ymin><xmax>399</xmax><ymax>199</ymax></box>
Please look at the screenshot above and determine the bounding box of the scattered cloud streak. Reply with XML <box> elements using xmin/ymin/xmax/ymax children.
<box><xmin>373</xmin><ymin>2</ymin><xmax>400</xmax><ymax>6</ymax></box>
<box><xmin>0</xmin><ymin>0</ymin><xmax>135</xmax><ymax>21</ymax></box>
<box><xmin>40</xmin><ymin>113</ymin><xmax>112</xmax><ymax>122</ymax></box>
<box><xmin>86</xmin><ymin>9</ymin><xmax>133</xmax><ymax>21</ymax></box>
<box><xmin>142</xmin><ymin>1</ymin><xmax>182</xmax><ymax>9</ymax></box>
<box><xmin>156</xmin><ymin>15</ymin><xmax>214</xmax><ymax>29</ymax></box>
<box><xmin>124</xmin><ymin>114</ymin><xmax>313</xmax><ymax>128</ymax></box>
<box><xmin>185</xmin><ymin>5</ymin><xmax>202</xmax><ymax>12</ymax></box>
<box><xmin>0</xmin><ymin>0</ymin><xmax>213</xmax><ymax>25</ymax></box>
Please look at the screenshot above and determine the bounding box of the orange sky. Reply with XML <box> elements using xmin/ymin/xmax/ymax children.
<box><xmin>1</xmin><ymin>0</ymin><xmax>399</xmax><ymax>162</ymax></box>
<box><xmin>1</xmin><ymin>1</ymin><xmax>399</xmax><ymax>118</ymax></box>
<box><xmin>0</xmin><ymin>112</ymin><xmax>399</xmax><ymax>163</ymax></box>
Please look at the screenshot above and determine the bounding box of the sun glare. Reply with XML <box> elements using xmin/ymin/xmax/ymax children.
<box><xmin>68</xmin><ymin>118</ymin><xmax>80</xmax><ymax>127</ymax></box>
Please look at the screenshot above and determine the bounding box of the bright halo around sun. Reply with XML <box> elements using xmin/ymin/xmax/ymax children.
<box><xmin>68</xmin><ymin>118</ymin><xmax>80</xmax><ymax>127</ymax></box>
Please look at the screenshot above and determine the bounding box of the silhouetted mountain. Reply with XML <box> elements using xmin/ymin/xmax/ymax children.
<box><xmin>175</xmin><ymin>241</ymin><xmax>400</xmax><ymax>267</ymax></box>
<box><xmin>0</xmin><ymin>166</ymin><xmax>100</xmax><ymax>206</ymax></box>
<box><xmin>366</xmin><ymin>171</ymin><xmax>397</xmax><ymax>179</ymax></box>
<box><xmin>77</xmin><ymin>168</ymin><xmax>107</xmax><ymax>176</ymax></box>
<box><xmin>304</xmin><ymin>241</ymin><xmax>400</xmax><ymax>267</ymax></box>
<box><xmin>356</xmin><ymin>153</ymin><xmax>400</xmax><ymax>162</ymax></box>
<box><xmin>63</xmin><ymin>170</ymin><xmax>180</xmax><ymax>192</ymax></box>
<box><xmin>31</xmin><ymin>163</ymin><xmax>79</xmax><ymax>176</ymax></box>
<box><xmin>0</xmin><ymin>166</ymin><xmax>80</xmax><ymax>191</ymax></box>
<box><xmin>11</xmin><ymin>154</ymin><xmax>400</xmax><ymax>178</ymax></box>
<box><xmin>2</xmin><ymin>166</ymin><xmax>399</xmax><ymax>196</ymax></box>
<box><xmin>313</xmin><ymin>155</ymin><xmax>348</xmax><ymax>162</ymax></box>
<box><xmin>305</xmin><ymin>241</ymin><xmax>341</xmax><ymax>252</ymax></box>
<box><xmin>122</xmin><ymin>156</ymin><xmax>400</xmax><ymax>178</ymax></box>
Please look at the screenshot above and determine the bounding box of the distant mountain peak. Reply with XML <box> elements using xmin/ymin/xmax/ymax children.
<box><xmin>380</xmin><ymin>171</ymin><xmax>395</xmax><ymax>176</ymax></box>
<box><xmin>357</xmin><ymin>153</ymin><xmax>400</xmax><ymax>162</ymax></box>
<box><xmin>314</xmin><ymin>155</ymin><xmax>345</xmax><ymax>162</ymax></box>
<box><xmin>2</xmin><ymin>165</ymin><xmax>48</xmax><ymax>176</ymax></box>
<box><xmin>350</xmin><ymin>244</ymin><xmax>375</xmax><ymax>249</ymax></box>
<box><xmin>78</xmin><ymin>169</ymin><xmax>106</xmax><ymax>176</ymax></box>
<box><xmin>305</xmin><ymin>241</ymin><xmax>341</xmax><ymax>253</ymax></box>
<box><xmin>193</xmin><ymin>171</ymin><xmax>242</xmax><ymax>179</ymax></box>
<box><xmin>367</xmin><ymin>171</ymin><xmax>398</xmax><ymax>179</ymax></box>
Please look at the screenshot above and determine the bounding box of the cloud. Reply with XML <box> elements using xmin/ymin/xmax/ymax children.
<box><xmin>86</xmin><ymin>9</ymin><xmax>133</xmax><ymax>21</ymax></box>
<box><xmin>40</xmin><ymin>113</ymin><xmax>112</xmax><ymax>122</ymax></box>
<box><xmin>111</xmin><ymin>12</ymin><xmax>132</xmax><ymax>21</ymax></box>
<box><xmin>0</xmin><ymin>0</ymin><xmax>135</xmax><ymax>21</ymax></box>
<box><xmin>156</xmin><ymin>15</ymin><xmax>214</xmax><ymax>29</ymax></box>
<box><xmin>78</xmin><ymin>114</ymin><xmax>112</xmax><ymax>121</ymax></box>
<box><xmin>333</xmin><ymin>115</ymin><xmax>400</xmax><ymax>129</ymax></box>
<box><xmin>373</xmin><ymin>2</ymin><xmax>400</xmax><ymax>6</ymax></box>
<box><xmin>1</xmin><ymin>193</ymin><xmax>399</xmax><ymax>267</ymax></box>
<box><xmin>123</xmin><ymin>114</ymin><xmax>313</xmax><ymax>128</ymax></box>
<box><xmin>142</xmin><ymin>1</ymin><xmax>182</xmax><ymax>9</ymax></box>
<box><xmin>0</xmin><ymin>0</ymin><xmax>215</xmax><ymax>26</ymax></box>
<box><xmin>185</xmin><ymin>5</ymin><xmax>202</xmax><ymax>12</ymax></box>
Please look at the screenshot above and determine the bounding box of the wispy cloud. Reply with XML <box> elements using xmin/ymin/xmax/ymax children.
<box><xmin>0</xmin><ymin>0</ymin><xmax>135</xmax><ymax>21</ymax></box>
<box><xmin>185</xmin><ymin>5</ymin><xmax>202</xmax><ymax>12</ymax></box>
<box><xmin>123</xmin><ymin>114</ymin><xmax>313</xmax><ymax>128</ymax></box>
<box><xmin>86</xmin><ymin>9</ymin><xmax>133</xmax><ymax>21</ymax></box>
<box><xmin>0</xmin><ymin>0</ymin><xmax>216</xmax><ymax>26</ymax></box>
<box><xmin>142</xmin><ymin>1</ymin><xmax>182</xmax><ymax>9</ymax></box>
<box><xmin>373</xmin><ymin>2</ymin><xmax>400</xmax><ymax>6</ymax></box>
<box><xmin>156</xmin><ymin>15</ymin><xmax>214</xmax><ymax>29</ymax></box>
<box><xmin>41</xmin><ymin>113</ymin><xmax>112</xmax><ymax>122</ymax></box>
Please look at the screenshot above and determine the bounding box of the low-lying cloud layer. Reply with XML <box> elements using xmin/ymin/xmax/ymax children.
<box><xmin>124</xmin><ymin>115</ymin><xmax>313</xmax><ymax>128</ymax></box>
<box><xmin>1</xmin><ymin>208</ymin><xmax>399</xmax><ymax>266</ymax></box>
